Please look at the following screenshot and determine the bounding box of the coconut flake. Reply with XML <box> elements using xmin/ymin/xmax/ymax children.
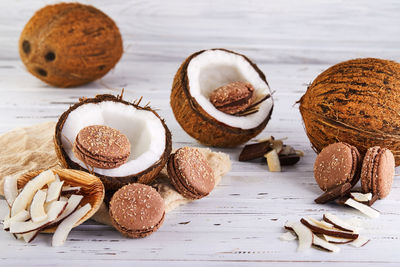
<box><xmin>10</xmin><ymin>201</ymin><xmax>66</xmax><ymax>234</ymax></box>
<box><xmin>313</xmin><ymin>234</ymin><xmax>340</xmax><ymax>252</ymax></box>
<box><xmin>265</xmin><ymin>149</ymin><xmax>281</xmax><ymax>172</ymax></box>
<box><xmin>3</xmin><ymin>210</ymin><xmax>30</xmax><ymax>230</ymax></box>
<box><xmin>344</xmin><ymin>198</ymin><xmax>380</xmax><ymax>218</ymax></box>
<box><xmin>21</xmin><ymin>230</ymin><xmax>39</xmax><ymax>243</ymax></box>
<box><xmin>11</xmin><ymin>170</ymin><xmax>56</xmax><ymax>216</ymax></box>
<box><xmin>187</xmin><ymin>49</ymin><xmax>273</xmax><ymax>130</ymax></box>
<box><xmin>52</xmin><ymin>195</ymin><xmax>83</xmax><ymax>223</ymax></box>
<box><xmin>350</xmin><ymin>192</ymin><xmax>372</xmax><ymax>202</ymax></box>
<box><xmin>323</xmin><ymin>213</ymin><xmax>358</xmax><ymax>233</ymax></box>
<box><xmin>61</xmin><ymin>101</ymin><xmax>166</xmax><ymax>177</ymax></box>
<box><xmin>30</xmin><ymin>190</ymin><xmax>48</xmax><ymax>222</ymax></box>
<box><xmin>52</xmin><ymin>203</ymin><xmax>91</xmax><ymax>247</ymax></box>
<box><xmin>349</xmin><ymin>236</ymin><xmax>370</xmax><ymax>247</ymax></box>
<box><xmin>280</xmin><ymin>231</ymin><xmax>297</xmax><ymax>241</ymax></box>
<box><xmin>287</xmin><ymin>221</ymin><xmax>313</xmax><ymax>252</ymax></box>
<box><xmin>4</xmin><ymin>175</ymin><xmax>18</xmax><ymax>207</ymax></box>
<box><xmin>323</xmin><ymin>235</ymin><xmax>353</xmax><ymax>244</ymax></box>
<box><xmin>46</xmin><ymin>180</ymin><xmax>64</xmax><ymax>203</ymax></box>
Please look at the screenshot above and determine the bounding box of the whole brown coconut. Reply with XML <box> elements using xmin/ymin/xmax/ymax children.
<box><xmin>299</xmin><ymin>58</ymin><xmax>400</xmax><ymax>166</ymax></box>
<box><xmin>19</xmin><ymin>3</ymin><xmax>123</xmax><ymax>87</ymax></box>
<box><xmin>54</xmin><ymin>94</ymin><xmax>172</xmax><ymax>192</ymax></box>
<box><xmin>171</xmin><ymin>49</ymin><xmax>273</xmax><ymax>147</ymax></box>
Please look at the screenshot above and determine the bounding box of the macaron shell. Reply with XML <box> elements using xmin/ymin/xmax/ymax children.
<box><xmin>373</xmin><ymin>148</ymin><xmax>395</xmax><ymax>199</ymax></box>
<box><xmin>314</xmin><ymin>142</ymin><xmax>355</xmax><ymax>191</ymax></box>
<box><xmin>167</xmin><ymin>155</ymin><xmax>203</xmax><ymax>199</ymax></box>
<box><xmin>111</xmin><ymin>212</ymin><xmax>165</xmax><ymax>238</ymax></box>
<box><xmin>344</xmin><ymin>143</ymin><xmax>361</xmax><ymax>186</ymax></box>
<box><xmin>361</xmin><ymin>146</ymin><xmax>380</xmax><ymax>194</ymax></box>
<box><xmin>173</xmin><ymin>147</ymin><xmax>215</xmax><ymax>197</ymax></box>
<box><xmin>109</xmin><ymin>183</ymin><xmax>165</xmax><ymax>235</ymax></box>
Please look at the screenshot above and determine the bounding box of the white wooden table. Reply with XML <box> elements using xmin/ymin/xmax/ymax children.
<box><xmin>1</xmin><ymin>0</ymin><xmax>400</xmax><ymax>266</ymax></box>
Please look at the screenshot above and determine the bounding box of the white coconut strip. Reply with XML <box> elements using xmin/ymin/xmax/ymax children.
<box><xmin>46</xmin><ymin>180</ymin><xmax>64</xmax><ymax>203</ymax></box>
<box><xmin>350</xmin><ymin>192</ymin><xmax>372</xmax><ymax>202</ymax></box>
<box><xmin>21</xmin><ymin>230</ymin><xmax>39</xmax><ymax>243</ymax></box>
<box><xmin>3</xmin><ymin>210</ymin><xmax>30</xmax><ymax>230</ymax></box>
<box><xmin>349</xmin><ymin>236</ymin><xmax>370</xmax><ymax>247</ymax></box>
<box><xmin>323</xmin><ymin>235</ymin><xmax>353</xmax><ymax>244</ymax></box>
<box><xmin>11</xmin><ymin>170</ymin><xmax>56</xmax><ymax>216</ymax></box>
<box><xmin>52</xmin><ymin>203</ymin><xmax>91</xmax><ymax>247</ymax></box>
<box><xmin>30</xmin><ymin>190</ymin><xmax>48</xmax><ymax>223</ymax></box>
<box><xmin>59</xmin><ymin>196</ymin><xmax>69</xmax><ymax>202</ymax></box>
<box><xmin>323</xmin><ymin>213</ymin><xmax>359</xmax><ymax>233</ymax></box>
<box><xmin>306</xmin><ymin>217</ymin><xmax>335</xmax><ymax>230</ymax></box>
<box><xmin>280</xmin><ymin>231</ymin><xmax>297</xmax><ymax>241</ymax></box>
<box><xmin>61</xmin><ymin>186</ymin><xmax>81</xmax><ymax>193</ymax></box>
<box><xmin>345</xmin><ymin>198</ymin><xmax>380</xmax><ymax>218</ymax></box>
<box><xmin>53</xmin><ymin>195</ymin><xmax>83</xmax><ymax>223</ymax></box>
<box><xmin>10</xmin><ymin>201</ymin><xmax>66</xmax><ymax>234</ymax></box>
<box><xmin>265</xmin><ymin>149</ymin><xmax>281</xmax><ymax>172</ymax></box>
<box><xmin>313</xmin><ymin>235</ymin><xmax>340</xmax><ymax>252</ymax></box>
<box><xmin>4</xmin><ymin>175</ymin><xmax>18</xmax><ymax>207</ymax></box>
<box><xmin>289</xmin><ymin>221</ymin><xmax>313</xmax><ymax>252</ymax></box>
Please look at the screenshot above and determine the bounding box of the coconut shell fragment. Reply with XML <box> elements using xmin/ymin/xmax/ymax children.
<box><xmin>19</xmin><ymin>3</ymin><xmax>123</xmax><ymax>87</ymax></box>
<box><xmin>299</xmin><ymin>58</ymin><xmax>400</xmax><ymax>166</ymax></box>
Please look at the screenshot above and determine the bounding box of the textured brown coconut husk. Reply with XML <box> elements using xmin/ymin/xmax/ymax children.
<box><xmin>299</xmin><ymin>58</ymin><xmax>400</xmax><ymax>166</ymax></box>
<box><xmin>171</xmin><ymin>48</ymin><xmax>273</xmax><ymax>147</ymax></box>
<box><xmin>17</xmin><ymin>168</ymin><xmax>104</xmax><ymax>233</ymax></box>
<box><xmin>54</xmin><ymin>94</ymin><xmax>172</xmax><ymax>192</ymax></box>
<box><xmin>19</xmin><ymin>3</ymin><xmax>123</xmax><ymax>87</ymax></box>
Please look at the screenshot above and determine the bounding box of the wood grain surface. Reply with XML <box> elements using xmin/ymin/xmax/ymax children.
<box><xmin>0</xmin><ymin>0</ymin><xmax>400</xmax><ymax>266</ymax></box>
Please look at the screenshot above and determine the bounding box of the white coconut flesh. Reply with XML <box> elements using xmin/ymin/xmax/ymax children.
<box><xmin>187</xmin><ymin>49</ymin><xmax>273</xmax><ymax>129</ymax></box>
<box><xmin>61</xmin><ymin>101</ymin><xmax>166</xmax><ymax>177</ymax></box>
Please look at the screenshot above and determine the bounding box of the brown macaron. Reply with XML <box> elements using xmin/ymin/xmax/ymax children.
<box><xmin>73</xmin><ymin>125</ymin><xmax>131</xmax><ymax>169</ymax></box>
<box><xmin>361</xmin><ymin>146</ymin><xmax>395</xmax><ymax>199</ymax></box>
<box><xmin>314</xmin><ymin>142</ymin><xmax>361</xmax><ymax>191</ymax></box>
<box><xmin>109</xmin><ymin>183</ymin><xmax>165</xmax><ymax>238</ymax></box>
<box><xmin>209</xmin><ymin>81</ymin><xmax>255</xmax><ymax>115</ymax></box>
<box><xmin>167</xmin><ymin>147</ymin><xmax>215</xmax><ymax>199</ymax></box>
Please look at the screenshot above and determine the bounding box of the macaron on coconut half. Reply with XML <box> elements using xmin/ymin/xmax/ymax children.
<box><xmin>171</xmin><ymin>48</ymin><xmax>274</xmax><ymax>147</ymax></box>
<box><xmin>109</xmin><ymin>183</ymin><xmax>165</xmax><ymax>238</ymax></box>
<box><xmin>314</xmin><ymin>142</ymin><xmax>361</xmax><ymax>191</ymax></box>
<box><xmin>54</xmin><ymin>94</ymin><xmax>172</xmax><ymax>192</ymax></box>
<box><xmin>361</xmin><ymin>146</ymin><xmax>395</xmax><ymax>199</ymax></box>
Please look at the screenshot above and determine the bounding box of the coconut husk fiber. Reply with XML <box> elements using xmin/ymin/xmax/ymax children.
<box><xmin>0</xmin><ymin>122</ymin><xmax>231</xmax><ymax>226</ymax></box>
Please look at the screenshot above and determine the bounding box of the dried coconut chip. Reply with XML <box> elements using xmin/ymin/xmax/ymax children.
<box><xmin>46</xmin><ymin>180</ymin><xmax>64</xmax><ymax>203</ymax></box>
<box><xmin>344</xmin><ymin>198</ymin><xmax>380</xmax><ymax>218</ymax></box>
<box><xmin>4</xmin><ymin>175</ymin><xmax>18</xmax><ymax>207</ymax></box>
<box><xmin>280</xmin><ymin>231</ymin><xmax>297</xmax><ymax>241</ymax></box>
<box><xmin>3</xmin><ymin>210</ymin><xmax>30</xmax><ymax>230</ymax></box>
<box><xmin>30</xmin><ymin>189</ymin><xmax>48</xmax><ymax>223</ymax></box>
<box><xmin>313</xmin><ymin>234</ymin><xmax>340</xmax><ymax>252</ymax></box>
<box><xmin>52</xmin><ymin>203</ymin><xmax>91</xmax><ymax>247</ymax></box>
<box><xmin>350</xmin><ymin>192</ymin><xmax>372</xmax><ymax>202</ymax></box>
<box><xmin>323</xmin><ymin>235</ymin><xmax>353</xmax><ymax>244</ymax></box>
<box><xmin>285</xmin><ymin>221</ymin><xmax>313</xmax><ymax>252</ymax></box>
<box><xmin>349</xmin><ymin>236</ymin><xmax>370</xmax><ymax>247</ymax></box>
<box><xmin>53</xmin><ymin>194</ymin><xmax>83</xmax><ymax>223</ymax></box>
<box><xmin>323</xmin><ymin>213</ymin><xmax>358</xmax><ymax>233</ymax></box>
<box><xmin>265</xmin><ymin>149</ymin><xmax>281</xmax><ymax>172</ymax></box>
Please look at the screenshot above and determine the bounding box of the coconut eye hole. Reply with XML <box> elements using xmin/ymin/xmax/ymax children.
<box><xmin>22</xmin><ymin>40</ymin><xmax>31</xmax><ymax>54</ymax></box>
<box><xmin>45</xmin><ymin>51</ymin><xmax>56</xmax><ymax>62</ymax></box>
<box><xmin>36</xmin><ymin>68</ymin><xmax>47</xmax><ymax>77</ymax></box>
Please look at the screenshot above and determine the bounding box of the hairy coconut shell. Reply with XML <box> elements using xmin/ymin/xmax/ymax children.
<box><xmin>17</xmin><ymin>168</ymin><xmax>104</xmax><ymax>233</ymax></box>
<box><xmin>54</xmin><ymin>94</ymin><xmax>172</xmax><ymax>192</ymax></box>
<box><xmin>171</xmin><ymin>49</ymin><xmax>273</xmax><ymax>147</ymax></box>
<box><xmin>299</xmin><ymin>58</ymin><xmax>400</xmax><ymax>166</ymax></box>
<box><xmin>19</xmin><ymin>3</ymin><xmax>123</xmax><ymax>87</ymax></box>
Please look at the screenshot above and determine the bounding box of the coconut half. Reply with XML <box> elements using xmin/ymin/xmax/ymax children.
<box><xmin>55</xmin><ymin>94</ymin><xmax>172</xmax><ymax>191</ymax></box>
<box><xmin>171</xmin><ymin>48</ymin><xmax>274</xmax><ymax>147</ymax></box>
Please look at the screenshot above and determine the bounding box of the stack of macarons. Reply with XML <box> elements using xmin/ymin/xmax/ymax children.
<box><xmin>314</xmin><ymin>142</ymin><xmax>395</xmax><ymax>202</ymax></box>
